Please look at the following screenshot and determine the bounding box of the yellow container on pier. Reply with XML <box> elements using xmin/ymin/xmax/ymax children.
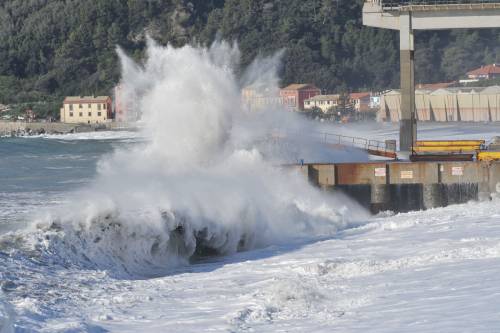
<box><xmin>413</xmin><ymin>145</ymin><xmax>481</xmax><ymax>153</ymax></box>
<box><xmin>477</xmin><ymin>151</ymin><xmax>500</xmax><ymax>161</ymax></box>
<box><xmin>415</xmin><ymin>140</ymin><xmax>485</xmax><ymax>147</ymax></box>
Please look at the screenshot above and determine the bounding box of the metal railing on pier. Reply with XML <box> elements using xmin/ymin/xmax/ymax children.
<box><xmin>314</xmin><ymin>131</ymin><xmax>397</xmax><ymax>158</ymax></box>
<box><xmin>271</xmin><ymin>129</ymin><xmax>397</xmax><ymax>159</ymax></box>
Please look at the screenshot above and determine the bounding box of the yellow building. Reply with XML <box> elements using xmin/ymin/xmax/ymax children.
<box><xmin>60</xmin><ymin>96</ymin><xmax>112</xmax><ymax>124</ymax></box>
<box><xmin>241</xmin><ymin>85</ymin><xmax>283</xmax><ymax>112</ymax></box>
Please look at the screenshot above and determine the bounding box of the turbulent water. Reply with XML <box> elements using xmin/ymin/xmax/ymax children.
<box><xmin>0</xmin><ymin>41</ymin><xmax>369</xmax><ymax>331</ymax></box>
<box><xmin>1</xmin><ymin>40</ymin><xmax>499</xmax><ymax>332</ymax></box>
<box><xmin>0</xmin><ymin>134</ymin><xmax>141</xmax><ymax>331</ymax></box>
<box><xmin>0</xmin><ymin>136</ymin><xmax>132</xmax><ymax>232</ymax></box>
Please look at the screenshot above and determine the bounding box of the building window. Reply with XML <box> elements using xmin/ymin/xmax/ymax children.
<box><xmin>88</xmin><ymin>112</ymin><xmax>92</xmax><ymax>116</ymax></box>
<box><xmin>98</xmin><ymin>104</ymin><xmax>101</xmax><ymax>111</ymax></box>
<box><xmin>69</xmin><ymin>104</ymin><xmax>73</xmax><ymax>111</ymax></box>
<box><xmin>98</xmin><ymin>112</ymin><xmax>102</xmax><ymax>116</ymax></box>
<box><xmin>79</xmin><ymin>104</ymin><xmax>83</xmax><ymax>109</ymax></box>
<box><xmin>103</xmin><ymin>104</ymin><xmax>107</xmax><ymax>110</ymax></box>
<box><xmin>79</xmin><ymin>112</ymin><xmax>83</xmax><ymax>117</ymax></box>
<box><xmin>88</xmin><ymin>104</ymin><xmax>91</xmax><ymax>108</ymax></box>
<box><xmin>69</xmin><ymin>112</ymin><xmax>73</xmax><ymax>117</ymax></box>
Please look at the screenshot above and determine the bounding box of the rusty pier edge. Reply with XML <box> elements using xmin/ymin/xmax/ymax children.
<box><xmin>290</xmin><ymin>161</ymin><xmax>500</xmax><ymax>214</ymax></box>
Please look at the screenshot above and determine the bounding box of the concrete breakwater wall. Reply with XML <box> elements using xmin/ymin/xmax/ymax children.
<box><xmin>0</xmin><ymin>121</ymin><xmax>138</xmax><ymax>136</ymax></box>
<box><xmin>293</xmin><ymin>161</ymin><xmax>500</xmax><ymax>213</ymax></box>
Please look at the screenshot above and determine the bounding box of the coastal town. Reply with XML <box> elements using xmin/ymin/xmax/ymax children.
<box><xmin>1</xmin><ymin>62</ymin><xmax>499</xmax><ymax>137</ymax></box>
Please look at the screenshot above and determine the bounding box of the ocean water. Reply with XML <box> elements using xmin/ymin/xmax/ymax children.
<box><xmin>1</xmin><ymin>130</ymin><xmax>499</xmax><ymax>333</ymax></box>
<box><xmin>0</xmin><ymin>135</ymin><xmax>136</xmax><ymax>234</ymax></box>
<box><xmin>0</xmin><ymin>133</ymin><xmax>140</xmax><ymax>332</ymax></box>
<box><xmin>0</xmin><ymin>133</ymin><xmax>361</xmax><ymax>332</ymax></box>
<box><xmin>0</xmin><ymin>41</ymin><xmax>364</xmax><ymax>332</ymax></box>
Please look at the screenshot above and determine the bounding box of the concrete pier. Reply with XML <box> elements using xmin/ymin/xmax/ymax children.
<box><xmin>423</xmin><ymin>183</ymin><xmax>444</xmax><ymax>209</ymax></box>
<box><xmin>370</xmin><ymin>184</ymin><xmax>392</xmax><ymax>213</ymax></box>
<box><xmin>478</xmin><ymin>182</ymin><xmax>492</xmax><ymax>201</ymax></box>
<box><xmin>293</xmin><ymin>160</ymin><xmax>500</xmax><ymax>213</ymax></box>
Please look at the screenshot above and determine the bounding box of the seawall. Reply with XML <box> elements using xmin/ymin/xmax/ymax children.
<box><xmin>0</xmin><ymin>121</ymin><xmax>138</xmax><ymax>136</ymax></box>
<box><xmin>293</xmin><ymin>161</ymin><xmax>500</xmax><ymax>214</ymax></box>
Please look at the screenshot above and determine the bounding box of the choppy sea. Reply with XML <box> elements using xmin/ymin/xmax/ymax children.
<box><xmin>0</xmin><ymin>133</ymin><xmax>141</xmax><ymax>332</ymax></box>
<box><xmin>0</xmin><ymin>134</ymin><xmax>136</xmax><ymax>234</ymax></box>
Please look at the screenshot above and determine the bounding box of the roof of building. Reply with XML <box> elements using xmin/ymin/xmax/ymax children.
<box><xmin>305</xmin><ymin>94</ymin><xmax>341</xmax><ymax>101</ymax></box>
<box><xmin>481</xmin><ymin>85</ymin><xmax>500</xmax><ymax>94</ymax></box>
<box><xmin>281</xmin><ymin>83</ymin><xmax>319</xmax><ymax>91</ymax></box>
<box><xmin>349</xmin><ymin>92</ymin><xmax>371</xmax><ymax>100</ymax></box>
<box><xmin>417</xmin><ymin>82</ymin><xmax>457</xmax><ymax>90</ymax></box>
<box><xmin>381</xmin><ymin>86</ymin><xmax>500</xmax><ymax>96</ymax></box>
<box><xmin>429</xmin><ymin>88</ymin><xmax>452</xmax><ymax>95</ymax></box>
<box><xmin>64</xmin><ymin>96</ymin><xmax>111</xmax><ymax>104</ymax></box>
<box><xmin>453</xmin><ymin>87</ymin><xmax>485</xmax><ymax>94</ymax></box>
<box><xmin>467</xmin><ymin>64</ymin><xmax>500</xmax><ymax>76</ymax></box>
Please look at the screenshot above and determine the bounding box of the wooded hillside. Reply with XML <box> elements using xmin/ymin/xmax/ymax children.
<box><xmin>0</xmin><ymin>0</ymin><xmax>498</xmax><ymax>117</ymax></box>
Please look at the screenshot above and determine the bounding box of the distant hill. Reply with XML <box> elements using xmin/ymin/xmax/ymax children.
<box><xmin>0</xmin><ymin>0</ymin><xmax>498</xmax><ymax>117</ymax></box>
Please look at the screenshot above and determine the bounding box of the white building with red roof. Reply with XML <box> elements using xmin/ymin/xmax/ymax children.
<box><xmin>467</xmin><ymin>64</ymin><xmax>500</xmax><ymax>80</ymax></box>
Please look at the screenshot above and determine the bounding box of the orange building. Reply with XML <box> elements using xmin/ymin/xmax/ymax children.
<box><xmin>349</xmin><ymin>92</ymin><xmax>372</xmax><ymax>112</ymax></box>
<box><xmin>279</xmin><ymin>84</ymin><xmax>321</xmax><ymax>110</ymax></box>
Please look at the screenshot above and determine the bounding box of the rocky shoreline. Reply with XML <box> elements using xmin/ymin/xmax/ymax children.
<box><xmin>0</xmin><ymin>121</ymin><xmax>138</xmax><ymax>137</ymax></box>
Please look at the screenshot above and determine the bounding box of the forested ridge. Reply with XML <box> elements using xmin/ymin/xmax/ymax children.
<box><xmin>0</xmin><ymin>0</ymin><xmax>499</xmax><ymax>117</ymax></box>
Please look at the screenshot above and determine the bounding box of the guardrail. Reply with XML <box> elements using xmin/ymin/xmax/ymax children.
<box><xmin>271</xmin><ymin>128</ymin><xmax>397</xmax><ymax>159</ymax></box>
<box><xmin>315</xmin><ymin>132</ymin><xmax>397</xmax><ymax>158</ymax></box>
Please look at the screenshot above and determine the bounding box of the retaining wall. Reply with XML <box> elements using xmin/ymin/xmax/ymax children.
<box><xmin>292</xmin><ymin>161</ymin><xmax>500</xmax><ymax>213</ymax></box>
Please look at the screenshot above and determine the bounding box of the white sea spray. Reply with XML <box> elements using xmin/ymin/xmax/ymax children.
<box><xmin>3</xmin><ymin>39</ymin><xmax>368</xmax><ymax>278</ymax></box>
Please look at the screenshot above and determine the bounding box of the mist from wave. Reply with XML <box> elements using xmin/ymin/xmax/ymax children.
<box><xmin>1</xmin><ymin>39</ymin><xmax>368</xmax><ymax>278</ymax></box>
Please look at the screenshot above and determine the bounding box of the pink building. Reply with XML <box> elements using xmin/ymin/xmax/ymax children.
<box><xmin>114</xmin><ymin>84</ymin><xmax>128</xmax><ymax>122</ymax></box>
<box><xmin>114</xmin><ymin>84</ymin><xmax>141</xmax><ymax>122</ymax></box>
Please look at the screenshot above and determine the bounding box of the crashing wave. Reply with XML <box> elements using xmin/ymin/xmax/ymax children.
<box><xmin>3</xmin><ymin>39</ymin><xmax>367</xmax><ymax>278</ymax></box>
<box><xmin>1</xmin><ymin>192</ymin><xmax>349</xmax><ymax>279</ymax></box>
